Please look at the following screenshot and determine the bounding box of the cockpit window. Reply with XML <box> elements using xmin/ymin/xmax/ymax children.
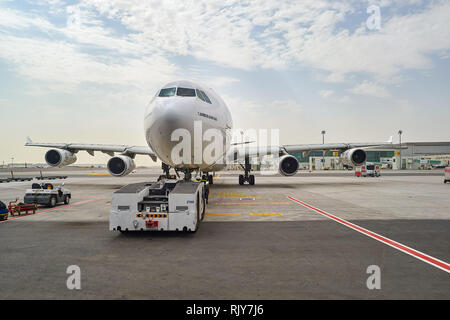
<box><xmin>159</xmin><ymin>87</ymin><xmax>176</xmax><ymax>97</ymax></box>
<box><xmin>200</xmin><ymin>90</ymin><xmax>212</xmax><ymax>104</ymax></box>
<box><xmin>196</xmin><ymin>89</ymin><xmax>206</xmax><ymax>102</ymax></box>
<box><xmin>176</xmin><ymin>87</ymin><xmax>196</xmax><ymax>97</ymax></box>
<box><xmin>196</xmin><ymin>89</ymin><xmax>212</xmax><ymax>104</ymax></box>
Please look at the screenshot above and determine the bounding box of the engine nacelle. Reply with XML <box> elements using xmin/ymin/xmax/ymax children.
<box><xmin>107</xmin><ymin>155</ymin><xmax>136</xmax><ymax>177</ymax></box>
<box><xmin>340</xmin><ymin>148</ymin><xmax>367</xmax><ymax>167</ymax></box>
<box><xmin>278</xmin><ymin>154</ymin><xmax>299</xmax><ymax>176</ymax></box>
<box><xmin>45</xmin><ymin>149</ymin><xmax>77</xmax><ymax>167</ymax></box>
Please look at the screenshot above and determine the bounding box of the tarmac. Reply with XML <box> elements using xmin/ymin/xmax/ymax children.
<box><xmin>0</xmin><ymin>167</ymin><xmax>449</xmax><ymax>299</ymax></box>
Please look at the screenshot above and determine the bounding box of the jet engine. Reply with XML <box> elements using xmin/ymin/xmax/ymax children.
<box><xmin>107</xmin><ymin>155</ymin><xmax>136</xmax><ymax>177</ymax></box>
<box><xmin>278</xmin><ymin>154</ymin><xmax>299</xmax><ymax>176</ymax></box>
<box><xmin>340</xmin><ymin>148</ymin><xmax>367</xmax><ymax>166</ymax></box>
<box><xmin>45</xmin><ymin>149</ymin><xmax>77</xmax><ymax>167</ymax></box>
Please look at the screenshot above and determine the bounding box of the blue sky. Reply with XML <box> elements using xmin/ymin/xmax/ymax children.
<box><xmin>0</xmin><ymin>0</ymin><xmax>449</xmax><ymax>165</ymax></box>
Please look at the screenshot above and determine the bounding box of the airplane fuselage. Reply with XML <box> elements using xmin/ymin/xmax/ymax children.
<box><xmin>144</xmin><ymin>80</ymin><xmax>233</xmax><ymax>172</ymax></box>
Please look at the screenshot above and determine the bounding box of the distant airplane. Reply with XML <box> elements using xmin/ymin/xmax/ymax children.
<box><xmin>26</xmin><ymin>80</ymin><xmax>392</xmax><ymax>185</ymax></box>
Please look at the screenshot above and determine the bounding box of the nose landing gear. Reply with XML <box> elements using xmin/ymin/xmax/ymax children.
<box><xmin>183</xmin><ymin>170</ymin><xmax>193</xmax><ymax>181</ymax></box>
<box><xmin>239</xmin><ymin>156</ymin><xmax>255</xmax><ymax>185</ymax></box>
<box><xmin>204</xmin><ymin>172</ymin><xmax>213</xmax><ymax>185</ymax></box>
<box><xmin>162</xmin><ymin>163</ymin><xmax>171</xmax><ymax>179</ymax></box>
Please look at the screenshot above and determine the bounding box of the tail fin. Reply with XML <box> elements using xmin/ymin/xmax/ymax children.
<box><xmin>26</xmin><ymin>136</ymin><xmax>32</xmax><ymax>145</ymax></box>
<box><xmin>387</xmin><ymin>136</ymin><xmax>393</xmax><ymax>143</ymax></box>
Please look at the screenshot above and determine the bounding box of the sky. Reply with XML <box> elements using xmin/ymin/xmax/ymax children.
<box><xmin>0</xmin><ymin>0</ymin><xmax>449</xmax><ymax>166</ymax></box>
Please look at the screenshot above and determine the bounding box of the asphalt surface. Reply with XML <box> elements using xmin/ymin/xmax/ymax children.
<box><xmin>0</xmin><ymin>168</ymin><xmax>449</xmax><ymax>299</ymax></box>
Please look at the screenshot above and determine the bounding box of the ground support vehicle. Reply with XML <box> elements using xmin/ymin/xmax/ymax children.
<box><xmin>24</xmin><ymin>183</ymin><xmax>71</xmax><ymax>207</ymax></box>
<box><xmin>7</xmin><ymin>201</ymin><xmax>37</xmax><ymax>217</ymax></box>
<box><xmin>110</xmin><ymin>179</ymin><xmax>205</xmax><ymax>233</ymax></box>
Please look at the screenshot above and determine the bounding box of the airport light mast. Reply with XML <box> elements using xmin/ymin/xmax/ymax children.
<box><xmin>321</xmin><ymin>130</ymin><xmax>326</xmax><ymax>169</ymax></box>
<box><xmin>398</xmin><ymin>130</ymin><xmax>403</xmax><ymax>170</ymax></box>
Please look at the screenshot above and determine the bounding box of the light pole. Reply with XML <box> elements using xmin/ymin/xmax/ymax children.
<box><xmin>321</xmin><ymin>130</ymin><xmax>326</xmax><ymax>169</ymax></box>
<box><xmin>398</xmin><ymin>130</ymin><xmax>403</xmax><ymax>170</ymax></box>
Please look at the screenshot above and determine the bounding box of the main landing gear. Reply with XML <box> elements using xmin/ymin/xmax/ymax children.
<box><xmin>161</xmin><ymin>163</ymin><xmax>171</xmax><ymax>179</ymax></box>
<box><xmin>239</xmin><ymin>156</ymin><xmax>255</xmax><ymax>185</ymax></box>
<box><xmin>199</xmin><ymin>172</ymin><xmax>214</xmax><ymax>185</ymax></box>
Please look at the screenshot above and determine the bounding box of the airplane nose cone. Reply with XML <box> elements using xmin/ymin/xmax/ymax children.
<box><xmin>160</xmin><ymin>99</ymin><xmax>195</xmax><ymax>132</ymax></box>
<box><xmin>145</xmin><ymin>98</ymin><xmax>197</xmax><ymax>166</ymax></box>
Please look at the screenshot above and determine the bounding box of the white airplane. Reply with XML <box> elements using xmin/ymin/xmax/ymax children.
<box><xmin>26</xmin><ymin>80</ymin><xmax>393</xmax><ymax>185</ymax></box>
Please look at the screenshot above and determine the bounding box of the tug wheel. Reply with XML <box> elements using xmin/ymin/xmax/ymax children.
<box><xmin>49</xmin><ymin>196</ymin><xmax>56</xmax><ymax>207</ymax></box>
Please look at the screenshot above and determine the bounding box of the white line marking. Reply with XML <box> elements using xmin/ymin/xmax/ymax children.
<box><xmin>288</xmin><ymin>196</ymin><xmax>450</xmax><ymax>273</ymax></box>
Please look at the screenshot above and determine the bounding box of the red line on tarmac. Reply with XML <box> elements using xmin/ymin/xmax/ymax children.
<box><xmin>0</xmin><ymin>196</ymin><xmax>103</xmax><ymax>224</ymax></box>
<box><xmin>287</xmin><ymin>196</ymin><xmax>450</xmax><ymax>273</ymax></box>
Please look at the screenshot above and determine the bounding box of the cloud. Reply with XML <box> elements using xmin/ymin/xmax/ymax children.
<box><xmin>1</xmin><ymin>0</ymin><xmax>450</xmax><ymax>87</ymax></box>
<box><xmin>350</xmin><ymin>80</ymin><xmax>391</xmax><ymax>98</ymax></box>
<box><xmin>290</xmin><ymin>1</ymin><xmax>450</xmax><ymax>83</ymax></box>
<box><xmin>337</xmin><ymin>95</ymin><xmax>352</xmax><ymax>104</ymax></box>
<box><xmin>68</xmin><ymin>0</ymin><xmax>450</xmax><ymax>84</ymax></box>
<box><xmin>320</xmin><ymin>90</ymin><xmax>334</xmax><ymax>98</ymax></box>
<box><xmin>0</xmin><ymin>35</ymin><xmax>178</xmax><ymax>93</ymax></box>
<box><xmin>0</xmin><ymin>7</ymin><xmax>56</xmax><ymax>30</ymax></box>
<box><xmin>223</xmin><ymin>95</ymin><xmax>303</xmax><ymax>135</ymax></box>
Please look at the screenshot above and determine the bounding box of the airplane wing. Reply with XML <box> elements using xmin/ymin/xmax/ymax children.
<box><xmin>224</xmin><ymin>136</ymin><xmax>395</xmax><ymax>184</ymax></box>
<box><xmin>282</xmin><ymin>136</ymin><xmax>394</xmax><ymax>154</ymax></box>
<box><xmin>229</xmin><ymin>136</ymin><xmax>394</xmax><ymax>159</ymax></box>
<box><xmin>25</xmin><ymin>137</ymin><xmax>157</xmax><ymax>162</ymax></box>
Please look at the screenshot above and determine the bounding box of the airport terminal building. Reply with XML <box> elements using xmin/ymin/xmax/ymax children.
<box><xmin>290</xmin><ymin>141</ymin><xmax>450</xmax><ymax>170</ymax></box>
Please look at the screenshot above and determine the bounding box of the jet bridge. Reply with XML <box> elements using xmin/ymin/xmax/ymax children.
<box><xmin>110</xmin><ymin>179</ymin><xmax>205</xmax><ymax>233</ymax></box>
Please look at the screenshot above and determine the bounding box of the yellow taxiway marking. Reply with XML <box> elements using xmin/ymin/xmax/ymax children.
<box><xmin>205</xmin><ymin>212</ymin><xmax>283</xmax><ymax>216</ymax></box>
<box><xmin>215</xmin><ymin>202</ymin><xmax>290</xmax><ymax>205</ymax></box>
<box><xmin>205</xmin><ymin>213</ymin><xmax>241</xmax><ymax>216</ymax></box>
<box><xmin>216</xmin><ymin>196</ymin><xmax>261</xmax><ymax>199</ymax></box>
<box><xmin>250</xmin><ymin>212</ymin><xmax>283</xmax><ymax>216</ymax></box>
<box><xmin>217</xmin><ymin>192</ymin><xmax>245</xmax><ymax>195</ymax></box>
<box><xmin>89</xmin><ymin>173</ymin><xmax>110</xmax><ymax>176</ymax></box>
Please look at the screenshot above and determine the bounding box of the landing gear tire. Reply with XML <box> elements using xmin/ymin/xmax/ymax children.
<box><xmin>184</xmin><ymin>170</ymin><xmax>192</xmax><ymax>181</ymax></box>
<box><xmin>64</xmin><ymin>195</ymin><xmax>70</xmax><ymax>205</ymax></box>
<box><xmin>208</xmin><ymin>174</ymin><xmax>213</xmax><ymax>185</ymax></box>
<box><xmin>239</xmin><ymin>156</ymin><xmax>255</xmax><ymax>185</ymax></box>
